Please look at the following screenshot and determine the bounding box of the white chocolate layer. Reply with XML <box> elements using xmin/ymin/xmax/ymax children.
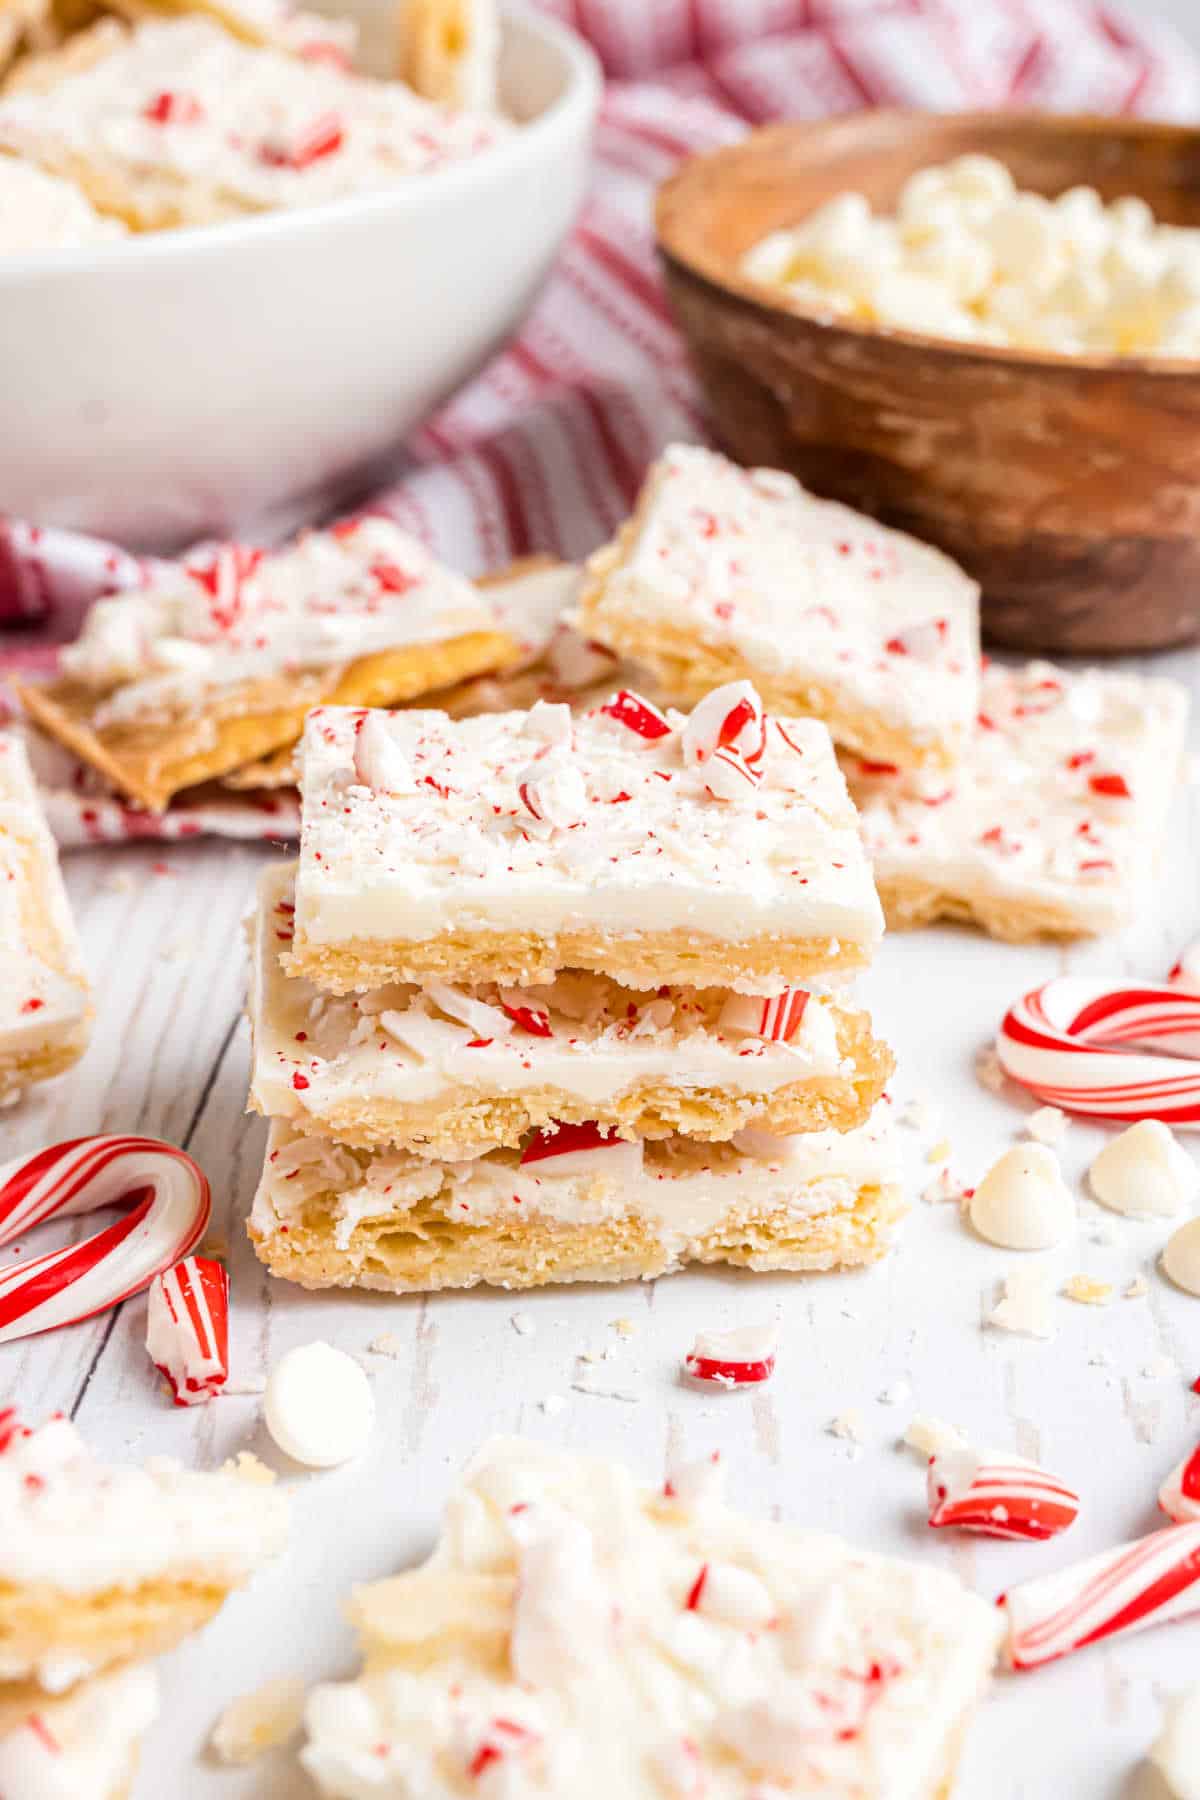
<box><xmin>301</xmin><ymin>1436</ymin><xmax>1001</xmax><ymax>1798</ymax></box>
<box><xmin>848</xmin><ymin>660</ymin><xmax>1190</xmax><ymax>935</ymax></box>
<box><xmin>0</xmin><ymin>732</ymin><xmax>90</xmax><ymax>1070</ymax></box>
<box><xmin>0</xmin><ymin>1416</ymin><xmax>288</xmax><ymax>1608</ymax></box>
<box><xmin>251</xmin><ymin>864</ymin><xmax>855</xmax><ymax>1137</ymax></box>
<box><xmin>291</xmin><ymin>700</ymin><xmax>884</xmax><ymax>968</ymax></box>
<box><xmin>59</xmin><ymin>515</ymin><xmax>500</xmax><ymax>724</ymax></box>
<box><xmin>0</xmin><ymin>18</ymin><xmax>509</xmax><ymax>221</ymax></box>
<box><xmin>250</xmin><ymin>1106</ymin><xmax>900</xmax><ymax>1262</ymax></box>
<box><xmin>0</xmin><ymin>1661</ymin><xmax>158</xmax><ymax>1800</ymax></box>
<box><xmin>579</xmin><ymin>444</ymin><xmax>979</xmax><ymax>759</ymax></box>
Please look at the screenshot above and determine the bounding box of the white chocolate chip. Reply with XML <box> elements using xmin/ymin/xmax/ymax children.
<box><xmin>1150</xmin><ymin>1682</ymin><xmax>1200</xmax><ymax>1799</ymax></box>
<box><xmin>264</xmin><ymin>1341</ymin><xmax>375</xmax><ymax>1468</ymax></box>
<box><xmin>1089</xmin><ymin>1120</ymin><xmax>1200</xmax><ymax>1218</ymax></box>
<box><xmin>210</xmin><ymin>1676</ymin><xmax>306</xmax><ymax>1764</ymax></box>
<box><xmin>969</xmin><ymin>1145</ymin><xmax>1076</xmax><ymax>1250</ymax></box>
<box><xmin>1025</xmin><ymin>1106</ymin><xmax>1069</xmax><ymax>1146</ymax></box>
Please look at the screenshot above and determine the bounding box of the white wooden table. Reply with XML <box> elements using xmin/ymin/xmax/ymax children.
<box><xmin>6</xmin><ymin>643</ymin><xmax>1200</xmax><ymax>1799</ymax></box>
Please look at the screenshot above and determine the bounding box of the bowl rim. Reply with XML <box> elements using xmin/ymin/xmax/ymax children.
<box><xmin>656</xmin><ymin>108</ymin><xmax>1200</xmax><ymax>378</ymax></box>
<box><xmin>0</xmin><ymin>3</ymin><xmax>601</xmax><ymax>283</ymax></box>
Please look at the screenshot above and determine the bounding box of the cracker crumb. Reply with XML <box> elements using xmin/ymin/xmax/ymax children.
<box><xmin>210</xmin><ymin>1676</ymin><xmax>305</xmax><ymax>1764</ymax></box>
<box><xmin>988</xmin><ymin>1267</ymin><xmax>1057</xmax><ymax>1340</ymax></box>
<box><xmin>511</xmin><ymin>1312</ymin><xmax>536</xmax><ymax>1337</ymax></box>
<box><xmin>1025</xmin><ymin>1106</ymin><xmax>1069</xmax><ymax>1145</ymax></box>
<box><xmin>925</xmin><ymin>1139</ymin><xmax>952</xmax><ymax>1165</ymax></box>
<box><xmin>1124</xmin><ymin>1276</ymin><xmax>1149</xmax><ymax>1299</ymax></box>
<box><xmin>611</xmin><ymin>1317</ymin><xmax>636</xmax><ymax>1338</ymax></box>
<box><xmin>1062</xmin><ymin>1274</ymin><xmax>1113</xmax><ymax>1306</ymax></box>
<box><xmin>199</xmin><ymin>1234</ymin><xmax>230</xmax><ymax>1261</ymax></box>
<box><xmin>828</xmin><ymin>1409</ymin><xmax>864</xmax><ymax>1444</ymax></box>
<box><xmin>368</xmin><ymin>1332</ymin><xmax>403</xmax><ymax>1359</ymax></box>
<box><xmin>902</xmin><ymin>1414</ymin><xmax>967</xmax><ymax>1459</ymax></box>
<box><xmin>221</xmin><ymin>1451</ymin><xmax>276</xmax><ymax>1486</ymax></box>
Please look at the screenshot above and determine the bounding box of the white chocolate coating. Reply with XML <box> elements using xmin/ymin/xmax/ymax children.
<box><xmin>582</xmin><ymin>444</ymin><xmax>979</xmax><ymax>757</ymax></box>
<box><xmin>0</xmin><ymin>1415</ymin><xmax>288</xmax><ymax>1609</ymax></box>
<box><xmin>849</xmin><ymin>660</ymin><xmax>1190</xmax><ymax>935</ymax></box>
<box><xmin>0</xmin><ymin>19</ymin><xmax>509</xmax><ymax>220</ymax></box>
<box><xmin>59</xmin><ymin>515</ymin><xmax>498</xmax><ymax>723</ymax></box>
<box><xmin>251</xmin><ymin>864</ymin><xmax>851</xmax><ymax>1136</ymax></box>
<box><xmin>291</xmin><ymin>700</ymin><xmax>884</xmax><ymax>967</ymax></box>
<box><xmin>0</xmin><ymin>732</ymin><xmax>90</xmax><ymax>1071</ymax></box>
<box><xmin>0</xmin><ymin>1661</ymin><xmax>158</xmax><ymax>1800</ymax></box>
<box><xmin>301</xmin><ymin>1436</ymin><xmax>1001</xmax><ymax>1798</ymax></box>
<box><xmin>250</xmin><ymin>1106</ymin><xmax>900</xmax><ymax>1263</ymax></box>
<box><xmin>0</xmin><ymin>155</ymin><xmax>126</xmax><ymax>253</ymax></box>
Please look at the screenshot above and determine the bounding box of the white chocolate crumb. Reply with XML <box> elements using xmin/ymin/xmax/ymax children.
<box><xmin>828</xmin><ymin>1409</ymin><xmax>865</xmax><ymax>1443</ymax></box>
<box><xmin>540</xmin><ymin>1393</ymin><xmax>566</xmax><ymax>1416</ymax></box>
<box><xmin>571</xmin><ymin>1365</ymin><xmax>641</xmax><ymax>1403</ymax></box>
<box><xmin>902</xmin><ymin>1414</ymin><xmax>967</xmax><ymax>1459</ymax></box>
<box><xmin>220</xmin><ymin>1451</ymin><xmax>277</xmax><ymax>1487</ymax></box>
<box><xmin>1062</xmin><ymin>1274</ymin><xmax>1113</xmax><ymax>1306</ymax></box>
<box><xmin>877</xmin><ymin>1380</ymin><xmax>912</xmax><ymax>1407</ymax></box>
<box><xmin>511</xmin><ymin>1312</ymin><xmax>536</xmax><ymax>1337</ymax></box>
<box><xmin>969</xmin><ymin>1145</ymin><xmax>1076</xmax><ymax>1251</ymax></box>
<box><xmin>210</xmin><ymin>1676</ymin><xmax>306</xmax><ymax>1764</ymax></box>
<box><xmin>1025</xmin><ymin>1106</ymin><xmax>1069</xmax><ymax>1145</ymax></box>
<box><xmin>368</xmin><ymin>1332</ymin><xmax>404</xmax><ymax>1358</ymax></box>
<box><xmin>1124</xmin><ymin>1276</ymin><xmax>1150</xmax><ymax>1299</ymax></box>
<box><xmin>988</xmin><ymin>1266</ymin><xmax>1057</xmax><ymax>1339</ymax></box>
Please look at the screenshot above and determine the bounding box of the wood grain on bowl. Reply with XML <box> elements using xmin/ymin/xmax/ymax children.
<box><xmin>656</xmin><ymin>112</ymin><xmax>1200</xmax><ymax>654</ymax></box>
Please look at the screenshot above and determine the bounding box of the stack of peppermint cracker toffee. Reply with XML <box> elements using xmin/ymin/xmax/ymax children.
<box><xmin>244</xmin><ymin>678</ymin><xmax>901</xmax><ymax>1295</ymax></box>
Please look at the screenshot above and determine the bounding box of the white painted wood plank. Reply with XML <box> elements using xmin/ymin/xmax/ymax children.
<box><xmin>2</xmin><ymin>646</ymin><xmax>1198</xmax><ymax>1796</ymax></box>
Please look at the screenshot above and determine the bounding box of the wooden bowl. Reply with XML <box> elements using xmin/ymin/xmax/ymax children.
<box><xmin>657</xmin><ymin>111</ymin><xmax>1200</xmax><ymax>655</ymax></box>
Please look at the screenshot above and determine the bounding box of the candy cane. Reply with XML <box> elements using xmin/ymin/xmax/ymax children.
<box><xmin>996</xmin><ymin>978</ymin><xmax>1200</xmax><ymax>1126</ymax></box>
<box><xmin>927</xmin><ymin>1447</ymin><xmax>1079</xmax><ymax>1541</ymax></box>
<box><xmin>1001</xmin><ymin>1521</ymin><xmax>1200</xmax><ymax>1670</ymax></box>
<box><xmin>0</xmin><ymin>1136</ymin><xmax>210</xmax><ymax>1344</ymax></box>
<box><xmin>146</xmin><ymin>1255</ymin><xmax>229</xmax><ymax>1406</ymax></box>
<box><xmin>684</xmin><ymin>1325</ymin><xmax>778</xmax><ymax>1388</ymax></box>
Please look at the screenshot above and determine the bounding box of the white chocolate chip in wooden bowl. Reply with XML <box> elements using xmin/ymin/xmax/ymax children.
<box><xmin>969</xmin><ymin>1145</ymin><xmax>1076</xmax><ymax>1250</ymax></box>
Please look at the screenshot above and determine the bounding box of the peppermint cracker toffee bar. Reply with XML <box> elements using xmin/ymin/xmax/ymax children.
<box><xmin>285</xmin><ymin>687</ymin><xmax>885</xmax><ymax>996</ymax></box>
<box><xmin>300</xmin><ymin>1437</ymin><xmax>1001</xmax><ymax>1797</ymax></box>
<box><xmin>0</xmin><ymin>731</ymin><xmax>90</xmax><ymax>1103</ymax></box>
<box><xmin>846</xmin><ymin>660</ymin><xmax>1190</xmax><ymax>942</ymax></box>
<box><xmin>248</xmin><ymin>1105</ymin><xmax>905</xmax><ymax>1292</ymax></box>
<box><xmin>576</xmin><ymin>443</ymin><xmax>980</xmax><ymax>772</ymax></box>
<box><xmin>18</xmin><ymin>516</ymin><xmax>517</xmax><ymax>812</ymax></box>
<box><xmin>250</xmin><ymin>863</ymin><xmax>892</xmax><ymax>1155</ymax></box>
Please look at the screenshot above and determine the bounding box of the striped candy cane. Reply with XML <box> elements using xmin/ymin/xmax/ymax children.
<box><xmin>146</xmin><ymin>1255</ymin><xmax>229</xmax><ymax>1406</ymax></box>
<box><xmin>996</xmin><ymin>978</ymin><xmax>1200</xmax><ymax>1126</ymax></box>
<box><xmin>0</xmin><ymin>1136</ymin><xmax>210</xmax><ymax>1344</ymax></box>
<box><xmin>927</xmin><ymin>1447</ymin><xmax>1079</xmax><ymax>1541</ymax></box>
<box><xmin>1002</xmin><ymin>1521</ymin><xmax>1200</xmax><ymax>1670</ymax></box>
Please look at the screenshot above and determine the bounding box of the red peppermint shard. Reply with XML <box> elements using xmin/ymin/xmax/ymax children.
<box><xmin>261</xmin><ymin>111</ymin><xmax>345</xmax><ymax>170</ymax></box>
<box><xmin>520</xmin><ymin>1120</ymin><xmax>618</xmax><ymax>1165</ymax></box>
<box><xmin>1088</xmin><ymin>772</ymin><xmax>1132</xmax><ymax>799</ymax></box>
<box><xmin>684</xmin><ymin>1323</ymin><xmax>778</xmax><ymax>1389</ymax></box>
<box><xmin>600</xmin><ymin>689</ymin><xmax>672</xmax><ymax>741</ymax></box>
<box><xmin>143</xmin><ymin>90</ymin><xmax>205</xmax><ymax>124</ymax></box>
<box><xmin>500</xmin><ymin>996</ymin><xmax>552</xmax><ymax>1038</ymax></box>
<box><xmin>719</xmin><ymin>989</ymin><xmax>809</xmax><ymax>1044</ymax></box>
<box><xmin>927</xmin><ymin>1446</ymin><xmax>1079</xmax><ymax>1541</ymax></box>
<box><xmin>146</xmin><ymin>1255</ymin><xmax>230</xmax><ymax>1406</ymax></box>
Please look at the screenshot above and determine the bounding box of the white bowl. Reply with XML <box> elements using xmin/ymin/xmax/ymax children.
<box><xmin>0</xmin><ymin>7</ymin><xmax>600</xmax><ymax>549</ymax></box>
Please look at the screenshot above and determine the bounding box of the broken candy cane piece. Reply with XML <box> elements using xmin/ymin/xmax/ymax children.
<box><xmin>599</xmin><ymin>689</ymin><xmax>672</xmax><ymax>740</ymax></box>
<box><xmin>968</xmin><ymin>1145</ymin><xmax>1075</xmax><ymax>1250</ymax></box>
<box><xmin>684</xmin><ymin>1559</ymin><xmax>776</xmax><ymax>1627</ymax></box>
<box><xmin>680</xmin><ymin>680</ymin><xmax>766</xmax><ymax>769</ymax></box>
<box><xmin>353</xmin><ymin>713</ymin><xmax>417</xmax><ymax>794</ymax></box>
<box><xmin>1001</xmin><ymin>1520</ymin><xmax>1200</xmax><ymax>1670</ymax></box>
<box><xmin>885</xmin><ymin>618</ymin><xmax>948</xmax><ymax>659</ymax></box>
<box><xmin>466</xmin><ymin>1717</ymin><xmax>542</xmax><ymax>1782</ymax></box>
<box><xmin>684</xmin><ymin>1324</ymin><xmax>778</xmax><ymax>1388</ymax></box>
<box><xmin>499</xmin><ymin>990</ymin><xmax>552</xmax><ymax>1037</ymax></box>
<box><xmin>515</xmin><ymin>756</ymin><xmax>587</xmax><ymax>830</ymax></box>
<box><xmin>0</xmin><ymin>1136</ymin><xmax>210</xmax><ymax>1344</ymax></box>
<box><xmin>1160</xmin><ymin>1446</ymin><xmax>1200</xmax><ymax>1524</ymax></box>
<box><xmin>718</xmin><ymin>990</ymin><xmax>809</xmax><ymax>1043</ymax></box>
<box><xmin>703</xmin><ymin>744</ymin><xmax>761</xmax><ymax>802</ymax></box>
<box><xmin>146</xmin><ymin>1255</ymin><xmax>229</xmax><ymax>1406</ymax></box>
<box><xmin>519</xmin><ymin>1121</ymin><xmax>643</xmax><ymax>1181</ymax></box>
<box><xmin>927</xmin><ymin>1446</ymin><xmax>1079</xmax><ymax>1541</ymax></box>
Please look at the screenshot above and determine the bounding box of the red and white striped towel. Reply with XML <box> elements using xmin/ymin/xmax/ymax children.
<box><xmin>3</xmin><ymin>0</ymin><xmax>1197</xmax><ymax>843</ymax></box>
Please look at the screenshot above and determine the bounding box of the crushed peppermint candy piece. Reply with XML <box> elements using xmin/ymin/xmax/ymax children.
<box><xmin>927</xmin><ymin>1445</ymin><xmax>1079</xmax><ymax>1541</ymax></box>
<box><xmin>702</xmin><ymin>743</ymin><xmax>762</xmax><ymax>801</ymax></box>
<box><xmin>353</xmin><ymin>712</ymin><xmax>417</xmax><ymax>795</ymax></box>
<box><xmin>662</xmin><ymin>1450</ymin><xmax>725</xmax><ymax>1508</ymax></box>
<box><xmin>519</xmin><ymin>1121</ymin><xmax>642</xmax><ymax>1181</ymax></box>
<box><xmin>717</xmin><ymin>989</ymin><xmax>809</xmax><ymax>1043</ymax></box>
<box><xmin>516</xmin><ymin>754</ymin><xmax>587</xmax><ymax>830</ymax></box>
<box><xmin>145</xmin><ymin>1254</ymin><xmax>229</xmax><ymax>1406</ymax></box>
<box><xmin>684</xmin><ymin>1324</ymin><xmax>778</xmax><ymax>1389</ymax></box>
<box><xmin>1169</xmin><ymin>939</ymin><xmax>1200</xmax><ymax>995</ymax></box>
<box><xmin>680</xmin><ymin>680</ymin><xmax>766</xmax><ymax>769</ymax></box>
<box><xmin>498</xmin><ymin>990</ymin><xmax>552</xmax><ymax>1038</ymax></box>
<box><xmin>599</xmin><ymin>689</ymin><xmax>672</xmax><ymax>740</ymax></box>
<box><xmin>1159</xmin><ymin>1445</ymin><xmax>1200</xmax><ymax>1524</ymax></box>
